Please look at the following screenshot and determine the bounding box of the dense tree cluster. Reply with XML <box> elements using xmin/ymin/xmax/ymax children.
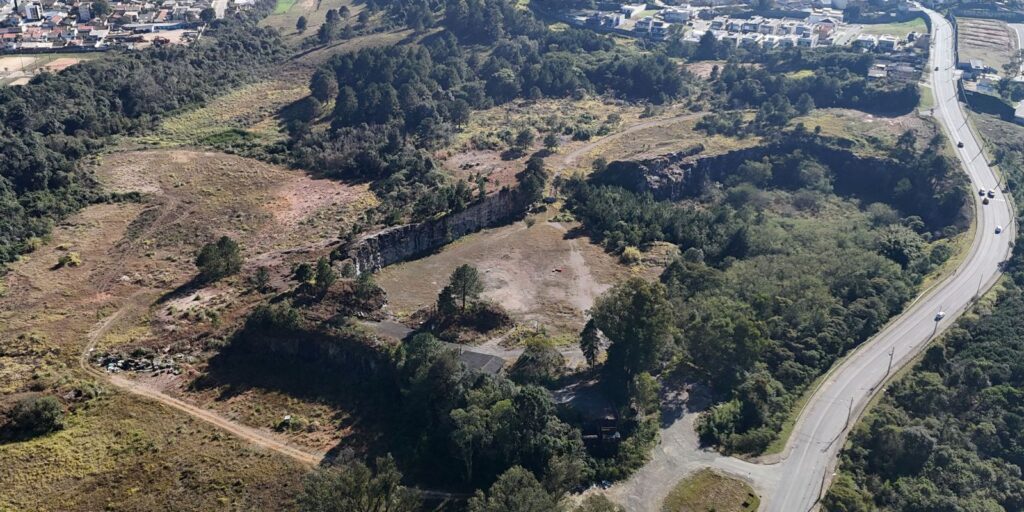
<box><xmin>0</xmin><ymin>8</ymin><xmax>283</xmax><ymax>268</ymax></box>
<box><xmin>298</xmin><ymin>455</ymin><xmax>420</xmax><ymax>512</ymax></box>
<box><xmin>402</xmin><ymin>333</ymin><xmax>589</xmax><ymax>490</ymax></box>
<box><xmin>235</xmin><ymin>292</ymin><xmax>589</xmax><ymax>492</ymax></box>
<box><xmin>708</xmin><ymin>60</ymin><xmax>920</xmax><ymax>128</ymax></box>
<box><xmin>568</xmin><ymin>131</ymin><xmax>964</xmax><ymax>453</ymax></box>
<box><xmin>0</xmin><ymin>395</ymin><xmax>65</xmax><ymax>441</ymax></box>
<box><xmin>828</xmin><ymin>282</ymin><xmax>1024</xmax><ymax>511</ymax></box>
<box><xmin>825</xmin><ymin>115</ymin><xmax>1024</xmax><ymax>512</ymax></box>
<box><xmin>195</xmin><ymin>236</ymin><xmax>243</xmax><ymax>283</ymax></box>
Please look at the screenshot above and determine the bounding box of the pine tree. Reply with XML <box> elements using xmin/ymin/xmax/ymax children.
<box><xmin>580</xmin><ymin>319</ymin><xmax>601</xmax><ymax>367</ymax></box>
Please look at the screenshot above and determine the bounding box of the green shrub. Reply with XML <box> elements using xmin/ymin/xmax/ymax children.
<box><xmin>620</xmin><ymin>246</ymin><xmax>642</xmax><ymax>265</ymax></box>
<box><xmin>195</xmin><ymin>236</ymin><xmax>242</xmax><ymax>282</ymax></box>
<box><xmin>57</xmin><ymin>251</ymin><xmax>82</xmax><ymax>268</ymax></box>
<box><xmin>3</xmin><ymin>395</ymin><xmax>65</xmax><ymax>440</ymax></box>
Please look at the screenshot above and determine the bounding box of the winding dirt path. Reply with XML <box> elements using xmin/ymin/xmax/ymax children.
<box><xmin>79</xmin><ymin>291</ymin><xmax>326</xmax><ymax>467</ymax></box>
<box><xmin>550</xmin><ymin>111</ymin><xmax>704</xmax><ymax>177</ymax></box>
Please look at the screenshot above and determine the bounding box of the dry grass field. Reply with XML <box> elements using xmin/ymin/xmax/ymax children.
<box><xmin>0</xmin><ymin>149</ymin><xmax>376</xmax><ymax>509</ymax></box>
<box><xmin>789</xmin><ymin>108</ymin><xmax>937</xmax><ymax>157</ymax></box>
<box><xmin>957</xmin><ymin>17</ymin><xmax>1018</xmax><ymax>74</ymax></box>
<box><xmin>662</xmin><ymin>469</ymin><xmax>760</xmax><ymax>512</ymax></box>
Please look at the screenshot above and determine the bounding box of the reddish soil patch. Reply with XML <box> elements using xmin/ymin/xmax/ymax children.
<box><xmin>443</xmin><ymin>149</ymin><xmax>524</xmax><ymax>193</ymax></box>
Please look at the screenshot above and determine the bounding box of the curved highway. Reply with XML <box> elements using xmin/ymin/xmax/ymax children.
<box><xmin>764</xmin><ymin>7</ymin><xmax>1015</xmax><ymax>510</ymax></box>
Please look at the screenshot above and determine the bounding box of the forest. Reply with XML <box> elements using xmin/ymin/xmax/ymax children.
<box><xmin>824</xmin><ymin>118</ymin><xmax>1024</xmax><ymax>511</ymax></box>
<box><xmin>826</xmin><ymin>287</ymin><xmax>1024</xmax><ymax>510</ymax></box>
<box><xmin>567</xmin><ymin>129</ymin><xmax>966</xmax><ymax>453</ymax></box>
<box><xmin>0</xmin><ymin>5</ymin><xmax>284</xmax><ymax>267</ymax></box>
<box><xmin>229</xmin><ymin>298</ymin><xmax>595</xmax><ymax>495</ymax></box>
<box><xmin>288</xmin><ymin>3</ymin><xmax>690</xmax><ymax>224</ymax></box>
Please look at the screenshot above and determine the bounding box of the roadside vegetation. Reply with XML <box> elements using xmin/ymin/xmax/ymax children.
<box><xmin>824</xmin><ymin>111</ymin><xmax>1024</xmax><ymax>512</ymax></box>
<box><xmin>567</xmin><ymin>125</ymin><xmax>966</xmax><ymax>455</ymax></box>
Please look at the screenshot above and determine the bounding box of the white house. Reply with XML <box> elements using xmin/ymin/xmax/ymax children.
<box><xmin>663</xmin><ymin>7</ymin><xmax>690</xmax><ymax>22</ymax></box>
<box><xmin>853</xmin><ymin>34</ymin><xmax>877</xmax><ymax>49</ymax></box>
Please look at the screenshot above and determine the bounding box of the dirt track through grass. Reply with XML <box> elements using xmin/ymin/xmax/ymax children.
<box><xmin>79</xmin><ymin>291</ymin><xmax>326</xmax><ymax>466</ymax></box>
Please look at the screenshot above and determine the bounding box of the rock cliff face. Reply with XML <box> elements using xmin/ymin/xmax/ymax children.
<box><xmin>345</xmin><ymin>187</ymin><xmax>531</xmax><ymax>273</ymax></box>
<box><xmin>593</xmin><ymin>139</ymin><xmax>878</xmax><ymax>201</ymax></box>
<box><xmin>598</xmin><ymin>143</ymin><xmax>770</xmax><ymax>200</ymax></box>
<box><xmin>590</xmin><ymin>136</ymin><xmax>968</xmax><ymax>231</ymax></box>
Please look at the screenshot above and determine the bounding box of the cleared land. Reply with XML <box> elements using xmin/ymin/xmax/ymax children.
<box><xmin>547</xmin><ymin>110</ymin><xmax>758</xmax><ymax>177</ymax></box>
<box><xmin>662</xmin><ymin>470</ymin><xmax>760</xmax><ymax>512</ymax></box>
<box><xmin>957</xmin><ymin>17</ymin><xmax>1017</xmax><ymax>73</ymax></box>
<box><xmin>262</xmin><ymin>0</ymin><xmax>362</xmax><ymax>45</ymax></box>
<box><xmin>0</xmin><ymin>200</ymin><xmax>307</xmax><ymax>511</ymax></box>
<box><xmin>139</xmin><ymin>79</ymin><xmax>307</xmax><ymax>148</ymax></box>
<box><xmin>0</xmin><ymin>53</ymin><xmax>99</xmax><ymax>86</ymax></box>
<box><xmin>789</xmin><ymin>108</ymin><xmax>935</xmax><ymax>157</ymax></box>
<box><xmin>376</xmin><ymin>208</ymin><xmax>628</xmax><ymax>336</ymax></box>
<box><xmin>859</xmin><ymin>17</ymin><xmax>927</xmax><ymax>38</ymax></box>
<box><xmin>0</xmin><ymin>148</ymin><xmax>374</xmax><ymax>509</ymax></box>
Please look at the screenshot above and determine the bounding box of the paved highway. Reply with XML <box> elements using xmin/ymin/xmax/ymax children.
<box><xmin>763</xmin><ymin>7</ymin><xmax>1015</xmax><ymax>511</ymax></box>
<box><xmin>605</xmin><ymin>7</ymin><xmax>1014</xmax><ymax>511</ymax></box>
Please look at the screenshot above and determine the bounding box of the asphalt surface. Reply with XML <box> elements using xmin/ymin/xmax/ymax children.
<box><xmin>763</xmin><ymin>7</ymin><xmax>1015</xmax><ymax>511</ymax></box>
<box><xmin>606</xmin><ymin>7</ymin><xmax>1015</xmax><ymax>511</ymax></box>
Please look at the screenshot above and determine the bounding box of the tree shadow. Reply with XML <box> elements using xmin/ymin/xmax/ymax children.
<box><xmin>191</xmin><ymin>345</ymin><xmax>387</xmax><ymax>459</ymax></box>
<box><xmin>155</xmin><ymin>275</ymin><xmax>205</xmax><ymax>304</ymax></box>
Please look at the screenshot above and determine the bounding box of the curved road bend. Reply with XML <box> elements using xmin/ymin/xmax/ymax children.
<box><xmin>607</xmin><ymin>7</ymin><xmax>1015</xmax><ymax>511</ymax></box>
<box><xmin>765</xmin><ymin>7</ymin><xmax>1014</xmax><ymax>511</ymax></box>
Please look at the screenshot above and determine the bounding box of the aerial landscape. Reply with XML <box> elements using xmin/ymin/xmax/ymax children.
<box><xmin>1</xmin><ymin>0</ymin><xmax>1024</xmax><ymax>509</ymax></box>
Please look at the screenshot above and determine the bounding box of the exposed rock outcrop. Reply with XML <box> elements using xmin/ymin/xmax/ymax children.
<box><xmin>590</xmin><ymin>135</ymin><xmax>968</xmax><ymax>231</ymax></box>
<box><xmin>345</xmin><ymin>187</ymin><xmax>533</xmax><ymax>274</ymax></box>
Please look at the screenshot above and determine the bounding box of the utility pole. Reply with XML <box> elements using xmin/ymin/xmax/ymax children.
<box><xmin>843</xmin><ymin>397</ymin><xmax>853</xmax><ymax>432</ymax></box>
<box><xmin>884</xmin><ymin>347</ymin><xmax>895</xmax><ymax>380</ymax></box>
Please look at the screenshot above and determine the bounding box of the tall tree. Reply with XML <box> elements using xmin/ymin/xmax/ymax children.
<box><xmin>590</xmin><ymin>278</ymin><xmax>674</xmax><ymax>390</ymax></box>
<box><xmin>195</xmin><ymin>236</ymin><xmax>242</xmax><ymax>283</ymax></box>
<box><xmin>310</xmin><ymin>68</ymin><xmax>339</xmax><ymax>103</ymax></box>
<box><xmin>297</xmin><ymin>15</ymin><xmax>308</xmax><ymax>32</ymax></box>
<box><xmin>695</xmin><ymin>30</ymin><xmax>718</xmax><ymax>60</ymax></box>
<box><xmin>297</xmin><ymin>455</ymin><xmax>419</xmax><ymax>512</ymax></box>
<box><xmin>314</xmin><ymin>256</ymin><xmax>337</xmax><ymax>296</ymax></box>
<box><xmin>579</xmin><ymin>319</ymin><xmax>601</xmax><ymax>367</ymax></box>
<box><xmin>448</xmin><ymin>264</ymin><xmax>484</xmax><ymax>310</ymax></box>
<box><xmin>683</xmin><ymin>295</ymin><xmax>766</xmax><ymax>390</ymax></box>
<box><xmin>467</xmin><ymin>466</ymin><xmax>562</xmax><ymax>512</ymax></box>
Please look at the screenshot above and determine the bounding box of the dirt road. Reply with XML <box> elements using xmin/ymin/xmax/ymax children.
<box><xmin>79</xmin><ymin>292</ymin><xmax>326</xmax><ymax>467</ymax></box>
<box><xmin>551</xmin><ymin>111</ymin><xmax>704</xmax><ymax>176</ymax></box>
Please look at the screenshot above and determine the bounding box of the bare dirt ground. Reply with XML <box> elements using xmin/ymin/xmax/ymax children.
<box><xmin>443</xmin><ymin>149</ymin><xmax>525</xmax><ymax>193</ymax></box>
<box><xmin>790</xmin><ymin>108</ymin><xmax>936</xmax><ymax>157</ymax></box>
<box><xmin>79</xmin><ymin>291</ymin><xmax>325</xmax><ymax>464</ymax></box>
<box><xmin>377</xmin><ymin>207</ymin><xmax>627</xmax><ymax>335</ymax></box>
<box><xmin>0</xmin><ymin>200</ymin><xmax>308</xmax><ymax>510</ymax></box>
<box><xmin>0</xmin><ymin>148</ymin><xmax>379</xmax><ymax>509</ymax></box>
<box><xmin>958</xmin><ymin>17</ymin><xmax>1017</xmax><ymax>73</ymax></box>
<box><xmin>42</xmin><ymin>57</ymin><xmax>83</xmax><ymax>71</ymax></box>
<box><xmin>547</xmin><ymin>112</ymin><xmax>756</xmax><ymax>176</ymax></box>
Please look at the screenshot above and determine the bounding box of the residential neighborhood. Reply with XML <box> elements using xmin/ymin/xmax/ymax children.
<box><xmin>0</xmin><ymin>0</ymin><xmax>243</xmax><ymax>52</ymax></box>
<box><xmin>567</xmin><ymin>1</ymin><xmax>926</xmax><ymax>54</ymax></box>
